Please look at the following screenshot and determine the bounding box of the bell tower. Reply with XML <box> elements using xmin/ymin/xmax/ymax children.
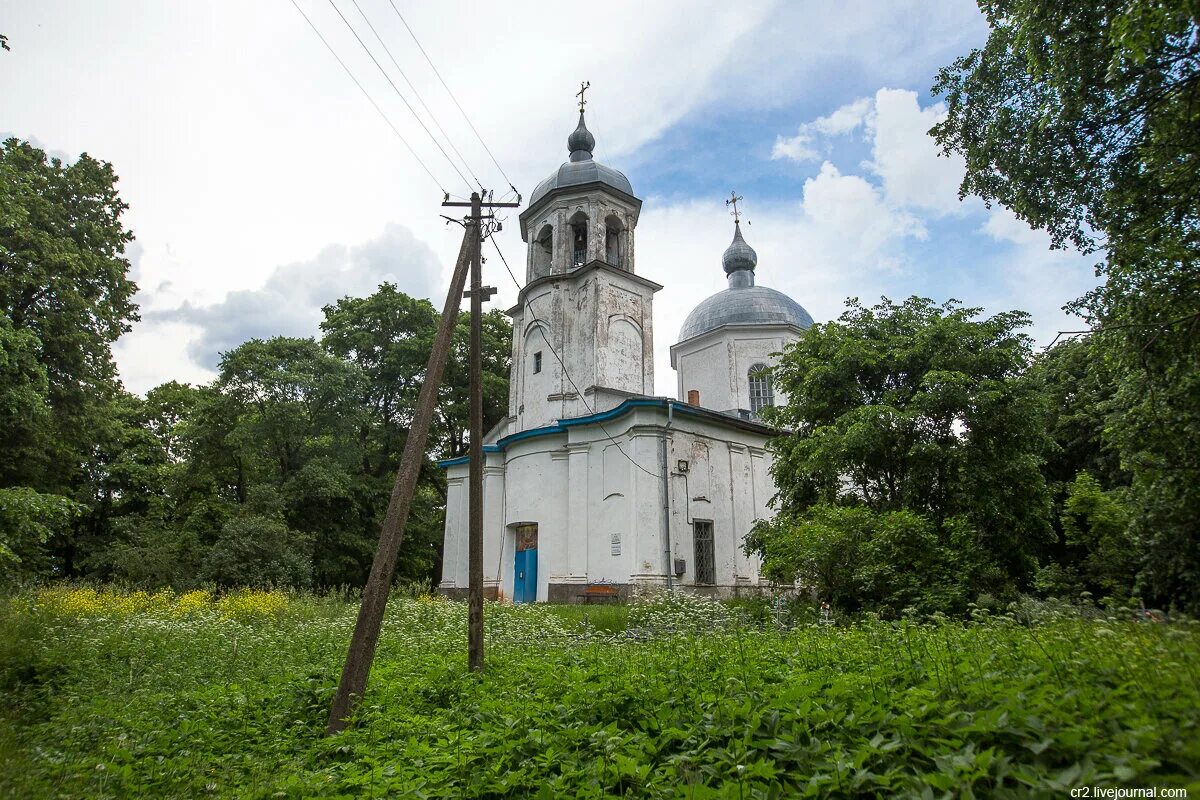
<box><xmin>508</xmin><ymin>94</ymin><xmax>660</xmax><ymax>433</ymax></box>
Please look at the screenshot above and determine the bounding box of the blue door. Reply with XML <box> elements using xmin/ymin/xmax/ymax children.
<box><xmin>514</xmin><ymin>524</ymin><xmax>538</xmax><ymax>603</ymax></box>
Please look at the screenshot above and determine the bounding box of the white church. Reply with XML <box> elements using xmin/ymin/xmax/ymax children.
<box><xmin>438</xmin><ymin>108</ymin><xmax>814</xmax><ymax>602</ymax></box>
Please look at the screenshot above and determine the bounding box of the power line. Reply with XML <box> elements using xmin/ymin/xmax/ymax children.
<box><xmin>347</xmin><ymin>0</ymin><xmax>483</xmax><ymax>191</ymax></box>
<box><xmin>386</xmin><ymin>0</ymin><xmax>519</xmax><ymax>197</ymax></box>
<box><xmin>325</xmin><ymin>0</ymin><xmax>474</xmax><ymax>192</ymax></box>
<box><xmin>487</xmin><ymin>235</ymin><xmax>660</xmax><ymax>479</ymax></box>
<box><xmin>288</xmin><ymin>0</ymin><xmax>445</xmax><ymax>194</ymax></box>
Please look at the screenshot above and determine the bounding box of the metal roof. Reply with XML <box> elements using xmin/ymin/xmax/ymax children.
<box><xmin>521</xmin><ymin>112</ymin><xmax>638</xmax><ymax>228</ymax></box>
<box><xmin>678</xmin><ymin>284</ymin><xmax>814</xmax><ymax>342</ymax></box>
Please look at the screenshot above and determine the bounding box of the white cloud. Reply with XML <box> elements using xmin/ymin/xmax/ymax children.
<box><xmin>813</xmin><ymin>97</ymin><xmax>873</xmax><ymax>135</ymax></box>
<box><xmin>770</xmin><ymin>131</ymin><xmax>819</xmax><ymax>162</ymax></box>
<box><xmin>865</xmin><ymin>88</ymin><xmax>966</xmax><ymax>216</ymax></box>
<box><xmin>123</xmin><ymin>223</ymin><xmax>440</xmax><ymax>385</ymax></box>
<box><xmin>771</xmin><ymin>96</ymin><xmax>872</xmax><ymax>162</ymax></box>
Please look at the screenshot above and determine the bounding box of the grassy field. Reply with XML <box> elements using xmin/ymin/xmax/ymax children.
<box><xmin>1</xmin><ymin>588</ymin><xmax>1198</xmax><ymax>799</ymax></box>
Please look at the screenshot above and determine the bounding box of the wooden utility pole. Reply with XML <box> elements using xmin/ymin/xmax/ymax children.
<box><xmin>326</xmin><ymin>191</ymin><xmax>518</xmax><ymax>734</ymax></box>
<box><xmin>326</xmin><ymin>229</ymin><xmax>473</xmax><ymax>735</ymax></box>
<box><xmin>443</xmin><ymin>191</ymin><xmax>516</xmax><ymax>672</ymax></box>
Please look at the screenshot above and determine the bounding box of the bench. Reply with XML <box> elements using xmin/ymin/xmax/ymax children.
<box><xmin>578</xmin><ymin>584</ymin><xmax>621</xmax><ymax>604</ymax></box>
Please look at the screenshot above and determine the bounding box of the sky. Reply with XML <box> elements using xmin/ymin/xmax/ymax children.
<box><xmin>0</xmin><ymin>0</ymin><xmax>1100</xmax><ymax>396</ymax></box>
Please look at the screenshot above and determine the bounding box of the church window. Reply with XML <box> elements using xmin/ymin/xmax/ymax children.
<box><xmin>693</xmin><ymin>520</ymin><xmax>715</xmax><ymax>585</ymax></box>
<box><xmin>748</xmin><ymin>363</ymin><xmax>774</xmax><ymax>414</ymax></box>
<box><xmin>533</xmin><ymin>351</ymin><xmax>543</xmax><ymax>374</ymax></box>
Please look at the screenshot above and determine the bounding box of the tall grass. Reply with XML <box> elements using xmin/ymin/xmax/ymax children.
<box><xmin>1</xmin><ymin>587</ymin><xmax>1197</xmax><ymax>798</ymax></box>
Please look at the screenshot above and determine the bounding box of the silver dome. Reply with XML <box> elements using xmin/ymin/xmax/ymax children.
<box><xmin>678</xmin><ymin>285</ymin><xmax>814</xmax><ymax>342</ymax></box>
<box><xmin>678</xmin><ymin>221</ymin><xmax>814</xmax><ymax>342</ymax></box>
<box><xmin>526</xmin><ymin>111</ymin><xmax>636</xmax><ymax>210</ymax></box>
<box><xmin>722</xmin><ymin>222</ymin><xmax>757</xmax><ymax>274</ymax></box>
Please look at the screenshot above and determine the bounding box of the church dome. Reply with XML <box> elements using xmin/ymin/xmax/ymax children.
<box><xmin>678</xmin><ymin>222</ymin><xmax>814</xmax><ymax>342</ymax></box>
<box><xmin>527</xmin><ymin>111</ymin><xmax>635</xmax><ymax>209</ymax></box>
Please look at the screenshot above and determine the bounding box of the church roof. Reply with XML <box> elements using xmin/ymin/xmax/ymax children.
<box><xmin>678</xmin><ymin>221</ymin><xmax>814</xmax><ymax>343</ymax></box>
<box><xmin>436</xmin><ymin>397</ymin><xmax>775</xmax><ymax>468</ymax></box>
<box><xmin>523</xmin><ymin>111</ymin><xmax>637</xmax><ymax>214</ymax></box>
<box><xmin>679</xmin><ymin>285</ymin><xmax>814</xmax><ymax>342</ymax></box>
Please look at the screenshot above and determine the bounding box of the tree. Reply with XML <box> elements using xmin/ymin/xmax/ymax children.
<box><xmin>0</xmin><ymin>315</ymin><xmax>50</xmax><ymax>487</ymax></box>
<box><xmin>0</xmin><ymin>139</ymin><xmax>139</xmax><ymax>495</ymax></box>
<box><xmin>0</xmin><ymin>487</ymin><xmax>82</xmax><ymax>585</ymax></box>
<box><xmin>320</xmin><ymin>286</ymin><xmax>511</xmax><ymax>587</ymax></box>
<box><xmin>755</xmin><ymin>296</ymin><xmax>1052</xmax><ymax>606</ymax></box>
<box><xmin>931</xmin><ymin>0</ymin><xmax>1200</xmax><ymax>612</ymax></box>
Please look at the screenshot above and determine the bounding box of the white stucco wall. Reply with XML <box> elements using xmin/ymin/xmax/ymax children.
<box><xmin>671</xmin><ymin>324</ymin><xmax>801</xmax><ymax>415</ymax></box>
<box><xmin>438</xmin><ymin>401</ymin><xmax>780</xmax><ymax>601</ymax></box>
<box><xmin>509</xmin><ymin>263</ymin><xmax>660</xmax><ymax>434</ymax></box>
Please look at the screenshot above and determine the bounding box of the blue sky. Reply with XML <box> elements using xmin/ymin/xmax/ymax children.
<box><xmin>0</xmin><ymin>0</ymin><xmax>1098</xmax><ymax>395</ymax></box>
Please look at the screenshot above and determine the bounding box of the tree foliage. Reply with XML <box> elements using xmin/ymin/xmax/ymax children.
<box><xmin>755</xmin><ymin>296</ymin><xmax>1051</xmax><ymax>608</ymax></box>
<box><xmin>931</xmin><ymin>0</ymin><xmax>1200</xmax><ymax>612</ymax></box>
<box><xmin>0</xmin><ymin>138</ymin><xmax>139</xmax><ymax>495</ymax></box>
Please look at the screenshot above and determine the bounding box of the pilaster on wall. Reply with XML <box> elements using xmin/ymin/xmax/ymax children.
<box><xmin>564</xmin><ymin>442</ymin><xmax>590</xmax><ymax>581</ymax></box>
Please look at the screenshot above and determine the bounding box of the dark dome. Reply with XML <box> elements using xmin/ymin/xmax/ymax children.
<box><xmin>526</xmin><ymin>111</ymin><xmax>635</xmax><ymax>209</ymax></box>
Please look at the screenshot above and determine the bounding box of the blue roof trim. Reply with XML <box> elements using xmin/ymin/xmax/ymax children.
<box><xmin>437</xmin><ymin>444</ymin><xmax>501</xmax><ymax>468</ymax></box>
<box><xmin>436</xmin><ymin>397</ymin><xmax>774</xmax><ymax>469</ymax></box>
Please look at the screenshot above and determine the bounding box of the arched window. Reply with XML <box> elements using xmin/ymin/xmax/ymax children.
<box><xmin>604</xmin><ymin>214</ymin><xmax>624</xmax><ymax>267</ymax></box>
<box><xmin>569</xmin><ymin>211</ymin><xmax>588</xmax><ymax>267</ymax></box>
<box><xmin>532</xmin><ymin>224</ymin><xmax>553</xmax><ymax>277</ymax></box>
<box><xmin>748</xmin><ymin>363</ymin><xmax>774</xmax><ymax>414</ymax></box>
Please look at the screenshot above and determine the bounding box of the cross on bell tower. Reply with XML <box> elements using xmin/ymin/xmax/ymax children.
<box><xmin>726</xmin><ymin>191</ymin><xmax>743</xmax><ymax>224</ymax></box>
<box><xmin>576</xmin><ymin>80</ymin><xmax>590</xmax><ymax>112</ymax></box>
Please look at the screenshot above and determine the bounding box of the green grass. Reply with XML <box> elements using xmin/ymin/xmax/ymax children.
<box><xmin>1</xmin><ymin>589</ymin><xmax>1198</xmax><ymax>798</ymax></box>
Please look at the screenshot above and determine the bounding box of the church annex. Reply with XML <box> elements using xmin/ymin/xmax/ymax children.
<box><xmin>438</xmin><ymin>107</ymin><xmax>813</xmax><ymax>602</ymax></box>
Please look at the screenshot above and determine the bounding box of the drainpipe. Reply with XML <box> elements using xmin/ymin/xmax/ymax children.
<box><xmin>661</xmin><ymin>399</ymin><xmax>674</xmax><ymax>590</ymax></box>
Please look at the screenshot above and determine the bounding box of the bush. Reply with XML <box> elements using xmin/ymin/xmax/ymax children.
<box><xmin>199</xmin><ymin>515</ymin><xmax>312</xmax><ymax>589</ymax></box>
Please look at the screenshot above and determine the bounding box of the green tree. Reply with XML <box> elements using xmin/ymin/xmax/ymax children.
<box><xmin>747</xmin><ymin>505</ymin><xmax>966</xmax><ymax>616</ymax></box>
<box><xmin>1061</xmin><ymin>471</ymin><xmax>1137</xmax><ymax>599</ymax></box>
<box><xmin>931</xmin><ymin>0</ymin><xmax>1200</xmax><ymax>612</ymax></box>
<box><xmin>0</xmin><ymin>139</ymin><xmax>139</xmax><ymax>495</ymax></box>
<box><xmin>0</xmin><ymin>487</ymin><xmax>83</xmax><ymax>584</ymax></box>
<box><xmin>320</xmin><ymin>285</ymin><xmax>512</xmax><ymax>587</ymax></box>
<box><xmin>0</xmin><ymin>315</ymin><xmax>50</xmax><ymax>487</ymax></box>
<box><xmin>756</xmin><ymin>296</ymin><xmax>1051</xmax><ymax>606</ymax></box>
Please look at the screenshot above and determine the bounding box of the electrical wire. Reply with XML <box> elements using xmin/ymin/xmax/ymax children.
<box><xmin>288</xmin><ymin>0</ymin><xmax>445</xmax><ymax>194</ymax></box>
<box><xmin>386</xmin><ymin>0</ymin><xmax>519</xmax><ymax>196</ymax></box>
<box><xmin>325</xmin><ymin>0</ymin><xmax>474</xmax><ymax>192</ymax></box>
<box><xmin>347</xmin><ymin>0</ymin><xmax>484</xmax><ymax>191</ymax></box>
<box><xmin>487</xmin><ymin>235</ymin><xmax>660</xmax><ymax>479</ymax></box>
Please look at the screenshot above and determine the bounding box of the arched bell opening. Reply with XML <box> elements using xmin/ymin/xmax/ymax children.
<box><xmin>532</xmin><ymin>224</ymin><xmax>553</xmax><ymax>278</ymax></box>
<box><xmin>569</xmin><ymin>210</ymin><xmax>589</xmax><ymax>268</ymax></box>
<box><xmin>604</xmin><ymin>213</ymin><xmax>625</xmax><ymax>268</ymax></box>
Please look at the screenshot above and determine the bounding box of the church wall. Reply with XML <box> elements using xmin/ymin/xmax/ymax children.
<box><xmin>676</xmin><ymin>339</ymin><xmax>733</xmax><ymax>412</ymax></box>
<box><xmin>439</xmin><ymin>403</ymin><xmax>781</xmax><ymax>603</ymax></box>
<box><xmin>438</xmin><ymin>453</ymin><xmax>508</xmax><ymax>601</ymax></box>
<box><xmin>503</xmin><ymin>439</ymin><xmax>569</xmax><ymax>603</ymax></box>
<box><xmin>732</xmin><ymin>334</ymin><xmax>797</xmax><ymax>410</ymax></box>
<box><xmin>662</xmin><ymin>416</ymin><xmax>776</xmax><ymax>595</ymax></box>
<box><xmin>511</xmin><ymin>265</ymin><xmax>660</xmax><ymax>433</ymax></box>
<box><xmin>672</xmin><ymin>326</ymin><xmax>802</xmax><ymax>416</ymax></box>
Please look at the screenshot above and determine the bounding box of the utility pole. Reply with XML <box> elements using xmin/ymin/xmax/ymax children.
<box><xmin>326</xmin><ymin>189</ymin><xmax>518</xmax><ymax>734</ymax></box>
<box><xmin>326</xmin><ymin>230</ymin><xmax>473</xmax><ymax>735</ymax></box>
<box><xmin>443</xmin><ymin>191</ymin><xmax>517</xmax><ymax>672</ymax></box>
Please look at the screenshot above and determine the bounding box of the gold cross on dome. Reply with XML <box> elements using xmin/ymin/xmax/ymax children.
<box><xmin>726</xmin><ymin>191</ymin><xmax>743</xmax><ymax>224</ymax></box>
<box><xmin>576</xmin><ymin>80</ymin><xmax>590</xmax><ymax>112</ymax></box>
